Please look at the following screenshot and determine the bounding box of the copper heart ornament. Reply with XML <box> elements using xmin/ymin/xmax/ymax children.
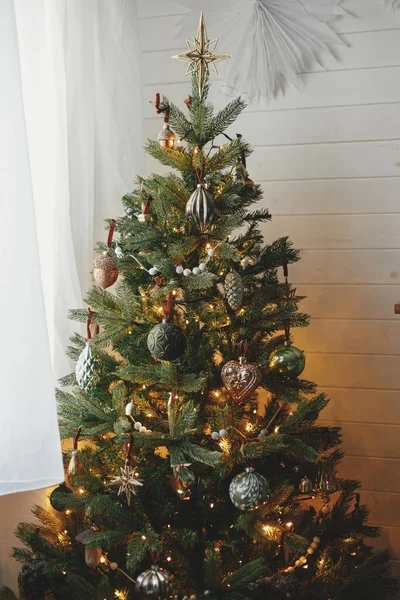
<box><xmin>221</xmin><ymin>357</ymin><xmax>262</xmax><ymax>402</ymax></box>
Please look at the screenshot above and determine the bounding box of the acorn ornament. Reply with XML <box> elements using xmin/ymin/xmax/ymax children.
<box><xmin>268</xmin><ymin>344</ymin><xmax>305</xmax><ymax>378</ymax></box>
<box><xmin>229</xmin><ymin>467</ymin><xmax>269</xmax><ymax>511</ymax></box>
<box><xmin>75</xmin><ymin>528</ymin><xmax>102</xmax><ymax>568</ymax></box>
<box><xmin>135</xmin><ymin>565</ymin><xmax>170</xmax><ymax>599</ymax></box>
<box><xmin>224</xmin><ymin>269</ymin><xmax>244</xmax><ymax>311</ymax></box>
<box><xmin>186</xmin><ymin>183</ymin><xmax>216</xmax><ymax>232</ymax></box>
<box><xmin>157</xmin><ymin>120</ymin><xmax>175</xmax><ymax>149</ymax></box>
<box><xmin>221</xmin><ymin>356</ymin><xmax>261</xmax><ymax>402</ymax></box>
<box><xmin>93</xmin><ymin>220</ymin><xmax>118</xmax><ymax>289</ymax></box>
<box><xmin>93</xmin><ymin>252</ymin><xmax>118</xmax><ymax>289</ymax></box>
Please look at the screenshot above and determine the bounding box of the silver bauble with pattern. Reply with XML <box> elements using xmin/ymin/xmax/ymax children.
<box><xmin>135</xmin><ymin>565</ymin><xmax>170</xmax><ymax>598</ymax></box>
<box><xmin>229</xmin><ymin>467</ymin><xmax>269</xmax><ymax>511</ymax></box>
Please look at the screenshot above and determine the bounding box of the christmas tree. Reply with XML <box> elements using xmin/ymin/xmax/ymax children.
<box><xmin>2</xmin><ymin>14</ymin><xmax>398</xmax><ymax>600</ymax></box>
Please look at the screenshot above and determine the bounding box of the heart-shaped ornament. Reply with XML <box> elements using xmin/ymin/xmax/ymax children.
<box><xmin>221</xmin><ymin>357</ymin><xmax>262</xmax><ymax>402</ymax></box>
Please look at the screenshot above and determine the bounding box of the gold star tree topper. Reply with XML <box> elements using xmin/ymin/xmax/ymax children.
<box><xmin>172</xmin><ymin>12</ymin><xmax>231</xmax><ymax>98</ymax></box>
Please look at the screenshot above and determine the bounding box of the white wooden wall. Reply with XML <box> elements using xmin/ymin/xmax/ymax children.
<box><xmin>138</xmin><ymin>0</ymin><xmax>400</xmax><ymax>577</ymax></box>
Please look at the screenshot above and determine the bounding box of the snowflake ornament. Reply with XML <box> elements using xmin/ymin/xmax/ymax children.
<box><xmin>109</xmin><ymin>462</ymin><xmax>143</xmax><ymax>506</ymax></box>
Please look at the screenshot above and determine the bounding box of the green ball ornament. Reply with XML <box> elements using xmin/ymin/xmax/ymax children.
<box><xmin>49</xmin><ymin>482</ymin><xmax>73</xmax><ymax>512</ymax></box>
<box><xmin>268</xmin><ymin>344</ymin><xmax>305</xmax><ymax>378</ymax></box>
<box><xmin>229</xmin><ymin>467</ymin><xmax>269</xmax><ymax>511</ymax></box>
<box><xmin>147</xmin><ymin>318</ymin><xmax>187</xmax><ymax>361</ymax></box>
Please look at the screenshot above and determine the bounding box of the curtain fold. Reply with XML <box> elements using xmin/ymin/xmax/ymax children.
<box><xmin>0</xmin><ymin>0</ymin><xmax>143</xmax><ymax>496</ymax></box>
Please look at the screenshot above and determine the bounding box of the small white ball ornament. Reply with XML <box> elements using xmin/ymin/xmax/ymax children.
<box><xmin>199</xmin><ymin>263</ymin><xmax>207</xmax><ymax>272</ymax></box>
<box><xmin>110</xmin><ymin>562</ymin><xmax>118</xmax><ymax>571</ymax></box>
<box><xmin>176</xmin><ymin>265</ymin><xmax>184</xmax><ymax>274</ymax></box>
<box><xmin>207</xmin><ymin>248</ymin><xmax>215</xmax><ymax>257</ymax></box>
<box><xmin>192</xmin><ymin>267</ymin><xmax>201</xmax><ymax>275</ymax></box>
<box><xmin>183</xmin><ymin>269</ymin><xmax>191</xmax><ymax>276</ymax></box>
<box><xmin>219</xmin><ymin>429</ymin><xmax>227</xmax><ymax>437</ymax></box>
<box><xmin>211</xmin><ymin>432</ymin><xmax>219</xmax><ymax>440</ymax></box>
<box><xmin>149</xmin><ymin>267</ymin><xmax>158</xmax><ymax>276</ymax></box>
<box><xmin>134</xmin><ymin>422</ymin><xmax>141</xmax><ymax>431</ymax></box>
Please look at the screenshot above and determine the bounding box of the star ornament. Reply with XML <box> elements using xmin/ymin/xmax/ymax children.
<box><xmin>172</xmin><ymin>11</ymin><xmax>231</xmax><ymax>98</ymax></box>
<box><xmin>109</xmin><ymin>462</ymin><xmax>143</xmax><ymax>506</ymax></box>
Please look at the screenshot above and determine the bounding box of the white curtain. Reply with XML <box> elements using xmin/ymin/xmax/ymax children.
<box><xmin>0</xmin><ymin>0</ymin><xmax>143</xmax><ymax>497</ymax></box>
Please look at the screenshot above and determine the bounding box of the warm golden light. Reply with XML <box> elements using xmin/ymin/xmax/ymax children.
<box><xmin>100</xmin><ymin>556</ymin><xmax>107</xmax><ymax>564</ymax></box>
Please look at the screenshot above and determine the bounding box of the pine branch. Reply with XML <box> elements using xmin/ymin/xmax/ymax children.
<box><xmin>208</xmin><ymin>97</ymin><xmax>247</xmax><ymax>139</ymax></box>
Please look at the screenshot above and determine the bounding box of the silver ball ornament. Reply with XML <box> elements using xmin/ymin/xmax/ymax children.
<box><xmin>219</xmin><ymin>429</ymin><xmax>227</xmax><ymax>437</ymax></box>
<box><xmin>211</xmin><ymin>432</ymin><xmax>219</xmax><ymax>440</ymax></box>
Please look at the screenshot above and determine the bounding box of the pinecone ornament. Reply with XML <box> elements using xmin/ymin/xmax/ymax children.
<box><xmin>19</xmin><ymin>559</ymin><xmax>48</xmax><ymax>600</ymax></box>
<box><xmin>224</xmin><ymin>270</ymin><xmax>244</xmax><ymax>311</ymax></box>
<box><xmin>75</xmin><ymin>343</ymin><xmax>101</xmax><ymax>393</ymax></box>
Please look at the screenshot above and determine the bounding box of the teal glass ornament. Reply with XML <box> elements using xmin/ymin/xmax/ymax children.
<box><xmin>229</xmin><ymin>467</ymin><xmax>269</xmax><ymax>511</ymax></box>
<box><xmin>147</xmin><ymin>318</ymin><xmax>187</xmax><ymax>361</ymax></box>
<box><xmin>268</xmin><ymin>344</ymin><xmax>305</xmax><ymax>378</ymax></box>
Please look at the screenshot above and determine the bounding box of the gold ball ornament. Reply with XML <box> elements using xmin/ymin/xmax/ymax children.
<box><xmin>93</xmin><ymin>251</ymin><xmax>118</xmax><ymax>289</ymax></box>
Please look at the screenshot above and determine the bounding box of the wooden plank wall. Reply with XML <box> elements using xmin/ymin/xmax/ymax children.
<box><xmin>138</xmin><ymin>0</ymin><xmax>400</xmax><ymax>575</ymax></box>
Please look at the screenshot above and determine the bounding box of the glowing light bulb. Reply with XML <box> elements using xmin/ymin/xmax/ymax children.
<box><xmin>79</xmin><ymin>487</ymin><xmax>85</xmax><ymax>495</ymax></box>
<box><xmin>166</xmin><ymin>556</ymin><xmax>172</xmax><ymax>562</ymax></box>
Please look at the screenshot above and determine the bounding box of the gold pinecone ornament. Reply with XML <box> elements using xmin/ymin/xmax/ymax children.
<box><xmin>224</xmin><ymin>269</ymin><xmax>244</xmax><ymax>311</ymax></box>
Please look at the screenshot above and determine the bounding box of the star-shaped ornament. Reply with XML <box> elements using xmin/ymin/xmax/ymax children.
<box><xmin>109</xmin><ymin>461</ymin><xmax>143</xmax><ymax>506</ymax></box>
<box><xmin>172</xmin><ymin>12</ymin><xmax>231</xmax><ymax>98</ymax></box>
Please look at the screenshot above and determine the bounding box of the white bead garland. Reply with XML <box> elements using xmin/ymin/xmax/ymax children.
<box><xmin>283</xmin><ymin>536</ymin><xmax>320</xmax><ymax>573</ymax></box>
